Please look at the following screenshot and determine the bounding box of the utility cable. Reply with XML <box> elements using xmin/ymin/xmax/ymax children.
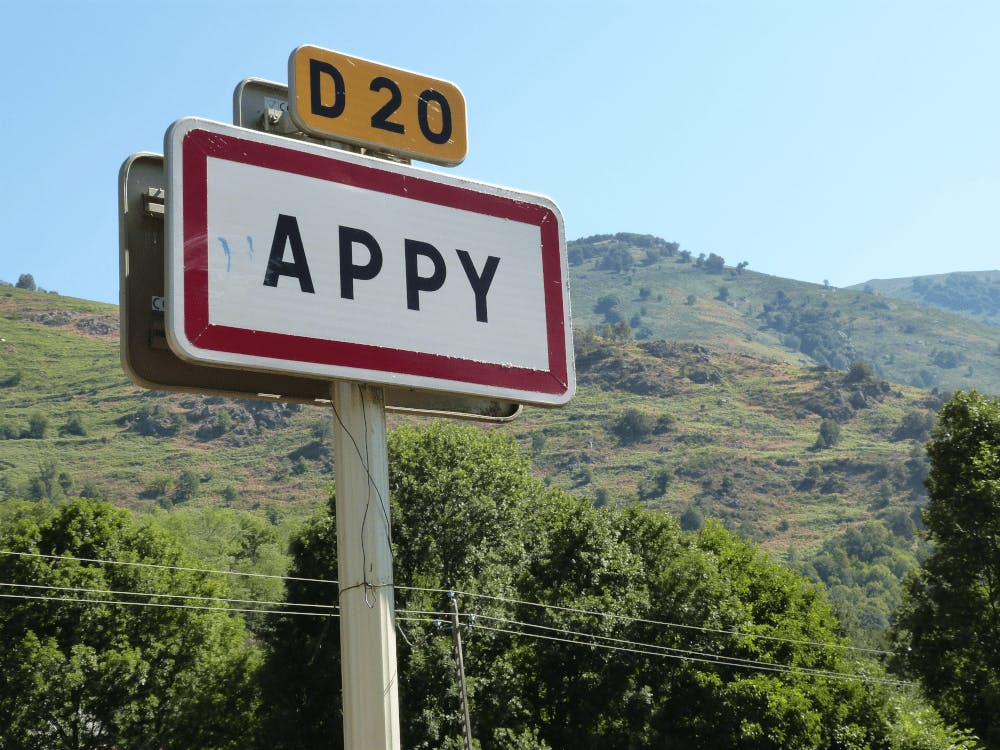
<box><xmin>0</xmin><ymin>549</ymin><xmax>338</xmax><ymax>586</ymax></box>
<box><xmin>0</xmin><ymin>581</ymin><xmax>337</xmax><ymax>614</ymax></box>
<box><xmin>0</xmin><ymin>591</ymin><xmax>337</xmax><ymax>618</ymax></box>
<box><xmin>393</xmin><ymin>614</ymin><xmax>912</xmax><ymax>687</ymax></box>
<box><xmin>395</xmin><ymin>583</ymin><xmax>894</xmax><ymax>658</ymax></box>
<box><xmin>464</xmin><ymin>620</ymin><xmax>912</xmax><ymax>687</ymax></box>
<box><xmin>1</xmin><ymin>550</ymin><xmax>895</xmax><ymax>658</ymax></box>
<box><xmin>0</xmin><ymin>586</ymin><xmax>913</xmax><ymax>686</ymax></box>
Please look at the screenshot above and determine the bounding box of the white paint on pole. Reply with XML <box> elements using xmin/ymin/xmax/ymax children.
<box><xmin>332</xmin><ymin>381</ymin><xmax>400</xmax><ymax>749</ymax></box>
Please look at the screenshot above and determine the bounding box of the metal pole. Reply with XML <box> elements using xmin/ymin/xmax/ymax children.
<box><xmin>448</xmin><ymin>591</ymin><xmax>474</xmax><ymax>750</ymax></box>
<box><xmin>332</xmin><ymin>381</ymin><xmax>400</xmax><ymax>749</ymax></box>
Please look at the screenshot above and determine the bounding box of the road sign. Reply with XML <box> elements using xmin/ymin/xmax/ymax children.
<box><xmin>288</xmin><ymin>46</ymin><xmax>467</xmax><ymax>165</ymax></box>
<box><xmin>119</xmin><ymin>152</ymin><xmax>520</xmax><ymax>420</ymax></box>
<box><xmin>164</xmin><ymin>118</ymin><xmax>574</xmax><ymax>407</ymax></box>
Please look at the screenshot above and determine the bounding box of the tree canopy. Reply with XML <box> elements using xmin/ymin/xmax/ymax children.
<box><xmin>259</xmin><ymin>422</ymin><xmax>970</xmax><ymax>749</ymax></box>
<box><xmin>893</xmin><ymin>390</ymin><xmax>1000</xmax><ymax>746</ymax></box>
<box><xmin>0</xmin><ymin>498</ymin><xmax>260</xmax><ymax>749</ymax></box>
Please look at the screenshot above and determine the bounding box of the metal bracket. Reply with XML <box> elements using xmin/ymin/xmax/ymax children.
<box><xmin>142</xmin><ymin>188</ymin><xmax>164</xmax><ymax>217</ymax></box>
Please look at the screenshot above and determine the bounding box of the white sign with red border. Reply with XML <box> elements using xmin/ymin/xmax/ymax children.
<box><xmin>164</xmin><ymin>118</ymin><xmax>574</xmax><ymax>406</ymax></box>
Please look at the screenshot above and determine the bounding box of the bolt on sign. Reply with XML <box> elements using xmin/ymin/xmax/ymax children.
<box><xmin>288</xmin><ymin>45</ymin><xmax>467</xmax><ymax>166</ymax></box>
<box><xmin>164</xmin><ymin>118</ymin><xmax>574</xmax><ymax>407</ymax></box>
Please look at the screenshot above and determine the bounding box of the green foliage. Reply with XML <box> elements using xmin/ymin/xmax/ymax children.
<box><xmin>0</xmin><ymin>368</ymin><xmax>22</xmax><ymax>387</ymax></box>
<box><xmin>893</xmin><ymin>409</ymin><xmax>935</xmax><ymax>442</ymax></box>
<box><xmin>126</xmin><ymin>403</ymin><xmax>184</xmax><ymax>437</ymax></box>
<box><xmin>153</xmin><ymin>506</ymin><xmax>289</xmax><ymax>612</ymax></box>
<box><xmin>593</xmin><ymin>292</ymin><xmax>620</xmax><ymax>320</ymax></box>
<box><xmin>26</xmin><ymin>459</ymin><xmax>72</xmax><ymax>502</ymax></box>
<box><xmin>930</xmin><ymin>348</ymin><xmax>965</xmax><ymax>369</ymax></box>
<box><xmin>637</xmin><ymin>467</ymin><xmax>672</xmax><ymax>500</ymax></box>
<box><xmin>27</xmin><ymin>411</ymin><xmax>48</xmax><ymax>439</ymax></box>
<box><xmin>893</xmin><ymin>390</ymin><xmax>1000</xmax><ymax>746</ymax></box>
<box><xmin>0</xmin><ymin>498</ymin><xmax>260</xmax><ymax>749</ymax></box>
<box><xmin>679</xmin><ymin>505</ymin><xmax>704</xmax><ymax>531</ymax></box>
<box><xmin>704</xmin><ymin>252</ymin><xmax>726</xmax><ymax>274</ymax></box>
<box><xmin>844</xmin><ymin>360</ymin><xmax>874</xmax><ymax>385</ymax></box>
<box><xmin>814</xmin><ymin>419</ymin><xmax>842</xmax><ymax>450</ymax></box>
<box><xmin>172</xmin><ymin>469</ymin><xmax>200</xmax><ymax>504</ymax></box>
<box><xmin>58</xmin><ymin>412</ymin><xmax>87</xmax><ymax>437</ymax></box>
<box><xmin>15</xmin><ymin>273</ymin><xmax>36</xmax><ymax>291</ymax></box>
<box><xmin>596</xmin><ymin>247</ymin><xmax>635</xmax><ymax>273</ymax></box>
<box><xmin>611</xmin><ymin>408</ymin><xmax>655</xmax><ymax>444</ymax></box>
<box><xmin>799</xmin><ymin>520</ymin><xmax>926</xmax><ymax>649</ymax></box>
<box><xmin>760</xmin><ymin>291</ymin><xmax>855</xmax><ymax>369</ymax></box>
<box><xmin>908</xmin><ymin>272</ymin><xmax>1000</xmax><ymax>323</ymax></box>
<box><xmin>258</xmin><ymin>422</ymin><xmax>966</xmax><ymax>749</ymax></box>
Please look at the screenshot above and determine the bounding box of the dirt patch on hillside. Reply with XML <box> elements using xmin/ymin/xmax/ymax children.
<box><xmin>20</xmin><ymin>310</ymin><xmax>120</xmax><ymax>339</ymax></box>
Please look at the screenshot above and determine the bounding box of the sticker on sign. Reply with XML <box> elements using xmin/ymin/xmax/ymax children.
<box><xmin>164</xmin><ymin>118</ymin><xmax>574</xmax><ymax>406</ymax></box>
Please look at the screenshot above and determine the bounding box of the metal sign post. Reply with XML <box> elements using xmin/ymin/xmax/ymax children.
<box><xmin>331</xmin><ymin>381</ymin><xmax>400</xmax><ymax>749</ymax></box>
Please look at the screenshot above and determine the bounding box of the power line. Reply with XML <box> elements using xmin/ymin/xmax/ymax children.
<box><xmin>2</xmin><ymin>549</ymin><xmax>895</xmax><ymax>658</ymax></box>
<box><xmin>444</xmin><ymin>609</ymin><xmax>913</xmax><ymax>687</ymax></box>
<box><xmin>0</xmin><ymin>581</ymin><xmax>338</xmax><ymax>614</ymax></box>
<box><xmin>0</xmin><ymin>549</ymin><xmax>339</xmax><ymax>586</ymax></box>
<box><xmin>0</xmin><ymin>586</ymin><xmax>913</xmax><ymax>687</ymax></box>
<box><xmin>0</xmin><ymin>591</ymin><xmax>336</xmax><ymax>618</ymax></box>
<box><xmin>466</xmin><ymin>620</ymin><xmax>912</xmax><ymax>687</ymax></box>
<box><xmin>395</xmin><ymin>615</ymin><xmax>912</xmax><ymax>687</ymax></box>
<box><xmin>397</xmin><ymin>584</ymin><xmax>895</xmax><ymax>658</ymax></box>
<box><xmin>464</xmin><ymin>611</ymin><xmax>839</xmax><ymax>674</ymax></box>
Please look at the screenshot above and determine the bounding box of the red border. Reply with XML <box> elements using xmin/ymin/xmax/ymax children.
<box><xmin>180</xmin><ymin>127</ymin><xmax>569</xmax><ymax>397</ymax></box>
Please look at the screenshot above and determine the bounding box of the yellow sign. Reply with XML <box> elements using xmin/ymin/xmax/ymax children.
<box><xmin>288</xmin><ymin>46</ymin><xmax>467</xmax><ymax>166</ymax></box>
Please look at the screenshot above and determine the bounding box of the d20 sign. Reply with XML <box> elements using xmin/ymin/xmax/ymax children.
<box><xmin>165</xmin><ymin>118</ymin><xmax>574</xmax><ymax>406</ymax></box>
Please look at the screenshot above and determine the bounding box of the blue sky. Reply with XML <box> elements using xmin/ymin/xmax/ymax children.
<box><xmin>2</xmin><ymin>1</ymin><xmax>998</xmax><ymax>305</ymax></box>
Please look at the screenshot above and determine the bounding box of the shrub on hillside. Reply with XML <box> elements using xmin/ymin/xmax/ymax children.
<box><xmin>611</xmin><ymin>408</ymin><xmax>654</xmax><ymax>444</ymax></box>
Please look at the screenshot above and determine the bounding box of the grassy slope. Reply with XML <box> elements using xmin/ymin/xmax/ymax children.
<box><xmin>0</xmin><ymin>287</ymin><xmax>332</xmax><ymax>522</ymax></box>
<box><xmin>511</xmin><ymin>336</ymin><xmax>934</xmax><ymax>554</ymax></box>
<box><xmin>0</xmin><ymin>268</ymin><xmax>948</xmax><ymax>557</ymax></box>
<box><xmin>848</xmin><ymin>269</ymin><xmax>1000</xmax><ymax>328</ymax></box>
<box><xmin>567</xmin><ymin>240</ymin><xmax>1000</xmax><ymax>395</ymax></box>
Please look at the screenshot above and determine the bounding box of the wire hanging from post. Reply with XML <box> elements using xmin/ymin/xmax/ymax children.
<box><xmin>448</xmin><ymin>591</ymin><xmax>475</xmax><ymax>750</ymax></box>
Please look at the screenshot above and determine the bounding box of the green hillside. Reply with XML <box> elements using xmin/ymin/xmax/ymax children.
<box><xmin>848</xmin><ymin>269</ymin><xmax>1000</xmax><ymax>328</ymax></box>
<box><xmin>0</xmin><ymin>281</ymin><xmax>937</xmax><ymax>558</ymax></box>
<box><xmin>568</xmin><ymin>234</ymin><xmax>1000</xmax><ymax>395</ymax></box>
<box><xmin>0</xmin><ymin>287</ymin><xmax>332</xmax><ymax>523</ymax></box>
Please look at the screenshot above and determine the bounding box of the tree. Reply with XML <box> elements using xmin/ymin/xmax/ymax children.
<box><xmin>844</xmin><ymin>360</ymin><xmax>874</xmax><ymax>385</ymax></box>
<box><xmin>27</xmin><ymin>411</ymin><xmax>48</xmax><ymax>439</ymax></box>
<box><xmin>258</xmin><ymin>422</ymin><xmax>969</xmax><ymax>749</ymax></box>
<box><xmin>258</xmin><ymin>423</ymin><xmax>539</xmax><ymax>748</ymax></box>
<box><xmin>893</xmin><ymin>390</ymin><xmax>1000</xmax><ymax>745</ymax></box>
<box><xmin>15</xmin><ymin>273</ymin><xmax>36</xmax><ymax>291</ymax></box>
<box><xmin>172</xmin><ymin>469</ymin><xmax>200</xmax><ymax>504</ymax></box>
<box><xmin>0</xmin><ymin>498</ymin><xmax>260</xmax><ymax>749</ymax></box>
<box><xmin>611</xmin><ymin>407</ymin><xmax>654</xmax><ymax>444</ymax></box>
<box><xmin>704</xmin><ymin>252</ymin><xmax>726</xmax><ymax>274</ymax></box>
<box><xmin>59</xmin><ymin>413</ymin><xmax>87</xmax><ymax>437</ymax></box>
<box><xmin>814</xmin><ymin>419</ymin><xmax>841</xmax><ymax>449</ymax></box>
<box><xmin>594</xmin><ymin>294</ymin><xmax>621</xmax><ymax>316</ymax></box>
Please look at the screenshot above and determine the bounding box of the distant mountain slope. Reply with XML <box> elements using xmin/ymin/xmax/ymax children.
<box><xmin>847</xmin><ymin>270</ymin><xmax>1000</xmax><ymax>328</ymax></box>
<box><xmin>1</xmin><ymin>283</ymin><xmax>938</xmax><ymax>558</ymax></box>
<box><xmin>0</xmin><ymin>287</ymin><xmax>333</xmax><ymax>521</ymax></box>
<box><xmin>568</xmin><ymin>234</ymin><xmax>1000</xmax><ymax>395</ymax></box>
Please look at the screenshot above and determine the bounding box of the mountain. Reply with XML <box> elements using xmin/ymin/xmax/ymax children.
<box><xmin>0</xmin><ymin>276</ymin><xmax>939</xmax><ymax>559</ymax></box>
<box><xmin>566</xmin><ymin>234</ymin><xmax>1000</xmax><ymax>395</ymax></box>
<box><xmin>847</xmin><ymin>270</ymin><xmax>1000</xmax><ymax>328</ymax></box>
